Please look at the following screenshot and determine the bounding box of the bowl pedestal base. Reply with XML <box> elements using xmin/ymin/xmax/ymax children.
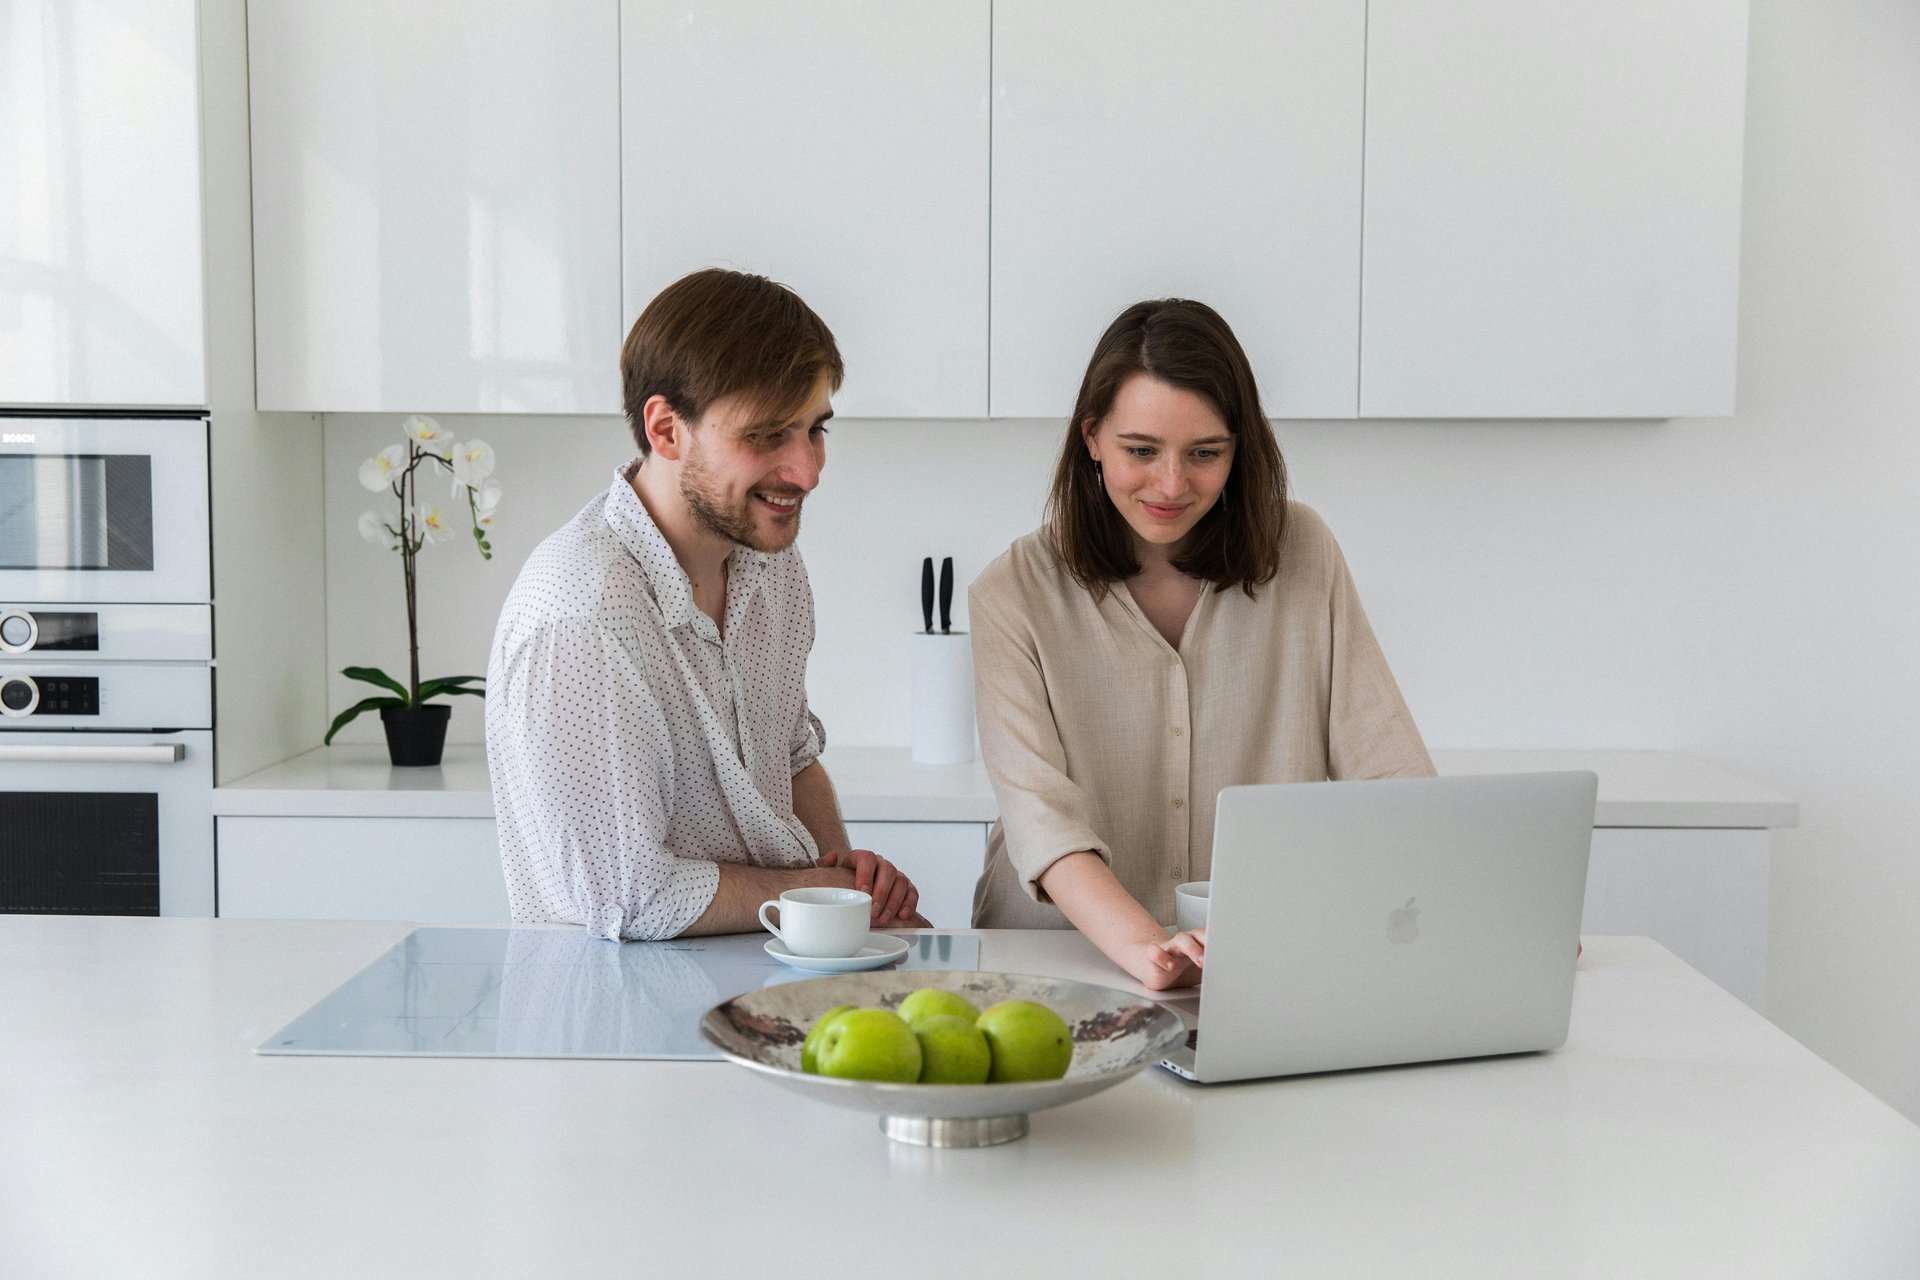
<box><xmin>881</xmin><ymin>1113</ymin><xmax>1029</xmax><ymax>1147</ymax></box>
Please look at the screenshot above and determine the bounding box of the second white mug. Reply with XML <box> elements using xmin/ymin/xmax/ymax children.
<box><xmin>758</xmin><ymin>887</ymin><xmax>871</xmax><ymax>958</ymax></box>
<box><xmin>1174</xmin><ymin>880</ymin><xmax>1211</xmax><ymax>935</ymax></box>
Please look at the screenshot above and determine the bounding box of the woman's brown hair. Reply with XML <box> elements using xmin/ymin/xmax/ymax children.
<box><xmin>1047</xmin><ymin>298</ymin><xmax>1288</xmax><ymax>595</ymax></box>
<box><xmin>621</xmin><ymin>268</ymin><xmax>843</xmax><ymax>454</ymax></box>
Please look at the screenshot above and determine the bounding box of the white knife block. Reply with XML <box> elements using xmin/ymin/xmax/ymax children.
<box><xmin>910</xmin><ymin>631</ymin><xmax>975</xmax><ymax>765</ymax></box>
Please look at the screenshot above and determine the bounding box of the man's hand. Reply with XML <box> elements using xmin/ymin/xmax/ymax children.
<box><xmin>818</xmin><ymin>849</ymin><xmax>928</xmax><ymax>927</ymax></box>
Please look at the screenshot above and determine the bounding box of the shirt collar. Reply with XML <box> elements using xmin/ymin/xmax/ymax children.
<box><xmin>605</xmin><ymin>463</ymin><xmax>772</xmax><ymax>633</ymax></box>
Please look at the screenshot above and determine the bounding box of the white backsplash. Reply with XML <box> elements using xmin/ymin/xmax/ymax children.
<box><xmin>323</xmin><ymin>410</ymin><xmax>1760</xmax><ymax>759</ymax></box>
<box><xmin>321</xmin><ymin>415</ymin><xmax>1059</xmax><ymax>750</ymax></box>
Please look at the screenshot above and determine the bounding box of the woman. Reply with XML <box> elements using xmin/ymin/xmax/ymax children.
<box><xmin>969</xmin><ymin>299</ymin><xmax>1434</xmax><ymax>990</ymax></box>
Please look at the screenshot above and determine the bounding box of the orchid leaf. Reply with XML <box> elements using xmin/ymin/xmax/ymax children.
<box><xmin>341</xmin><ymin>666</ymin><xmax>408</xmax><ymax>699</ymax></box>
<box><xmin>417</xmin><ymin>676</ymin><xmax>486</xmax><ymax>702</ymax></box>
<box><xmin>324</xmin><ymin>694</ymin><xmax>407</xmax><ymax>744</ymax></box>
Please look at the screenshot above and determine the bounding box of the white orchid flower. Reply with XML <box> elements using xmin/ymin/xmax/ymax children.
<box><xmin>402</xmin><ymin>415</ymin><xmax>454</xmax><ymax>459</ymax></box>
<box><xmin>472</xmin><ymin>480</ymin><xmax>502</xmax><ymax>529</ymax></box>
<box><xmin>417</xmin><ymin>504</ymin><xmax>453</xmax><ymax>544</ymax></box>
<box><xmin>358</xmin><ymin>510</ymin><xmax>400</xmax><ymax>551</ymax></box>
<box><xmin>450</xmin><ymin>440</ymin><xmax>496</xmax><ymax>489</ymax></box>
<box><xmin>358</xmin><ymin>444</ymin><xmax>408</xmax><ymax>492</ymax></box>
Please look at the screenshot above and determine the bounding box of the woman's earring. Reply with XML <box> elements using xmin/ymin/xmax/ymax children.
<box><xmin>1092</xmin><ymin>459</ymin><xmax>1103</xmax><ymax>481</ymax></box>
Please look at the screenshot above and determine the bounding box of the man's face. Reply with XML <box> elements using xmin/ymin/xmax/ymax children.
<box><xmin>679</xmin><ymin>379</ymin><xmax>832</xmax><ymax>554</ymax></box>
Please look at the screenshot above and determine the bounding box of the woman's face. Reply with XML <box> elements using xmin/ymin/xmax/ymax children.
<box><xmin>1084</xmin><ymin>374</ymin><xmax>1236</xmax><ymax>557</ymax></box>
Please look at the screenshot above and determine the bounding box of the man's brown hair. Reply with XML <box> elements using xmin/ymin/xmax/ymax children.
<box><xmin>621</xmin><ymin>268</ymin><xmax>844</xmax><ymax>454</ymax></box>
<box><xmin>1047</xmin><ymin>298</ymin><xmax>1289</xmax><ymax>596</ymax></box>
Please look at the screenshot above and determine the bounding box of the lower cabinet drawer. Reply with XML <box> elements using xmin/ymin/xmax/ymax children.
<box><xmin>217</xmin><ymin>816</ymin><xmax>987</xmax><ymax>928</ymax></box>
<box><xmin>217</xmin><ymin>816</ymin><xmax>508</xmax><ymax>923</ymax></box>
<box><xmin>844</xmin><ymin>821</ymin><xmax>988</xmax><ymax>929</ymax></box>
<box><xmin>216</xmin><ymin>814</ymin><xmax>1768</xmax><ymax>1008</ymax></box>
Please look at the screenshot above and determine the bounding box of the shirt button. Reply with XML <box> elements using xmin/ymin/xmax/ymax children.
<box><xmin>1171</xmin><ymin>797</ymin><xmax>1184</xmax><ymax>810</ymax></box>
<box><xmin>1172</xmin><ymin>726</ymin><xmax>1184</xmax><ymax>737</ymax></box>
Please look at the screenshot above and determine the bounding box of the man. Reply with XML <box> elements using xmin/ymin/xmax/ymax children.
<box><xmin>486</xmin><ymin>268</ymin><xmax>925</xmax><ymax>940</ymax></box>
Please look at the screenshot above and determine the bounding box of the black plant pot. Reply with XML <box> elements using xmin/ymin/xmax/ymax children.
<box><xmin>380</xmin><ymin>703</ymin><xmax>451</xmax><ymax>767</ymax></box>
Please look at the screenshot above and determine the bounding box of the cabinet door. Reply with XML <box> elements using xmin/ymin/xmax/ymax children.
<box><xmin>1583</xmin><ymin>827</ymin><xmax>1768</xmax><ymax>1011</ymax></box>
<box><xmin>622</xmin><ymin>1</ymin><xmax>989</xmax><ymax>418</ymax></box>
<box><xmin>218</xmin><ymin>816</ymin><xmax>509</xmax><ymax>923</ymax></box>
<box><xmin>248</xmin><ymin>0</ymin><xmax>622</xmax><ymax>414</ymax></box>
<box><xmin>844</xmin><ymin>822</ymin><xmax>987</xmax><ymax>929</ymax></box>
<box><xmin>0</xmin><ymin>0</ymin><xmax>206</xmax><ymax>408</ymax></box>
<box><xmin>1360</xmin><ymin>0</ymin><xmax>1749</xmax><ymax>417</ymax></box>
<box><xmin>990</xmin><ymin>0</ymin><xmax>1366</xmax><ymax>419</ymax></box>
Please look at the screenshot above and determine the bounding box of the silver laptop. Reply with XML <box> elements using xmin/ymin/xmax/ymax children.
<box><xmin>1158</xmin><ymin>771</ymin><xmax>1597</xmax><ymax>1083</ymax></box>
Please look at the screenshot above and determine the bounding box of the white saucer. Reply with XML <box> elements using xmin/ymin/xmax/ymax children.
<box><xmin>764</xmin><ymin>933</ymin><xmax>911</xmax><ymax>973</ymax></box>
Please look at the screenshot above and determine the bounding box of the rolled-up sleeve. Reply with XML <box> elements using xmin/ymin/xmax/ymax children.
<box><xmin>492</xmin><ymin>618</ymin><xmax>720</xmax><ymax>940</ymax></box>
<box><xmin>970</xmin><ymin>582</ymin><xmax>1110</xmax><ymax>903</ymax></box>
<box><xmin>790</xmin><ymin>706</ymin><xmax>825</xmax><ymax>776</ymax></box>
<box><xmin>1324</xmin><ymin>539</ymin><xmax>1436</xmax><ymax>782</ymax></box>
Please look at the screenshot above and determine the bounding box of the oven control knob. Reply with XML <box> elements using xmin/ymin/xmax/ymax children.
<box><xmin>0</xmin><ymin>674</ymin><xmax>38</xmax><ymax>717</ymax></box>
<box><xmin>0</xmin><ymin>611</ymin><xmax>35</xmax><ymax>653</ymax></box>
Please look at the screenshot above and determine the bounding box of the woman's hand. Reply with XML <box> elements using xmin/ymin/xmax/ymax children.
<box><xmin>1037</xmin><ymin>852</ymin><xmax>1211</xmax><ymax>991</ymax></box>
<box><xmin>1131</xmin><ymin>928</ymin><xmax>1206</xmax><ymax>991</ymax></box>
<box><xmin>819</xmin><ymin>848</ymin><xmax>924</xmax><ymax>927</ymax></box>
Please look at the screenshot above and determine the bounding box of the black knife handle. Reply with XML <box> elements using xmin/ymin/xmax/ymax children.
<box><xmin>938</xmin><ymin>557</ymin><xmax>954</xmax><ymax>634</ymax></box>
<box><xmin>921</xmin><ymin>557</ymin><xmax>935</xmax><ymax>634</ymax></box>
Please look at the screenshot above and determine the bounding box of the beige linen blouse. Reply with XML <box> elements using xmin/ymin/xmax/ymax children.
<box><xmin>969</xmin><ymin>502</ymin><xmax>1435</xmax><ymax>929</ymax></box>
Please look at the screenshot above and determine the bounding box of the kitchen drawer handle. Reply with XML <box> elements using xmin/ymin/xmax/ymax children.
<box><xmin>0</xmin><ymin>743</ymin><xmax>185</xmax><ymax>764</ymax></box>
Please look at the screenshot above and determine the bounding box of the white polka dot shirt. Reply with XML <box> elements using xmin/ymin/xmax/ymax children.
<box><xmin>485</xmin><ymin>465</ymin><xmax>825</xmax><ymax>941</ymax></box>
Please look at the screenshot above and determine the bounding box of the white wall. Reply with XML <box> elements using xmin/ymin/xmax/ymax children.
<box><xmin>200</xmin><ymin>0</ymin><xmax>327</xmax><ymax>784</ymax></box>
<box><xmin>319</xmin><ymin>0</ymin><xmax>1920</xmax><ymax>1125</ymax></box>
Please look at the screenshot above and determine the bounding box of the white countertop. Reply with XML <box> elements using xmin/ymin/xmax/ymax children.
<box><xmin>215</xmin><ymin>744</ymin><xmax>1799</xmax><ymax>828</ymax></box>
<box><xmin>216</xmin><ymin>743</ymin><xmax>498</xmax><ymax>818</ymax></box>
<box><xmin>2</xmin><ymin>919</ymin><xmax>1911</xmax><ymax>1278</ymax></box>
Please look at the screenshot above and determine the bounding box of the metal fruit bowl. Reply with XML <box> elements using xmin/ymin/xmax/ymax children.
<box><xmin>698</xmin><ymin>969</ymin><xmax>1187</xmax><ymax>1147</ymax></box>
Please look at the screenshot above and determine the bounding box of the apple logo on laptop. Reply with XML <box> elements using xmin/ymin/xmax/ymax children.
<box><xmin>1388</xmin><ymin>898</ymin><xmax>1421</xmax><ymax>945</ymax></box>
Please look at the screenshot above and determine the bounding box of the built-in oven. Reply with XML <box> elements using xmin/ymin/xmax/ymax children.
<box><xmin>0</xmin><ymin>727</ymin><xmax>214</xmax><ymax>916</ymax></box>
<box><xmin>0</xmin><ymin>415</ymin><xmax>210</xmax><ymax>604</ymax></box>
<box><xmin>2</xmin><ymin>415</ymin><xmax>216</xmax><ymax>916</ymax></box>
<box><xmin>0</xmin><ymin>605</ymin><xmax>213</xmax><ymax>914</ymax></box>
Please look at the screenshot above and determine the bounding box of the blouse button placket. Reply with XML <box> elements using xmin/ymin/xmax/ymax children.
<box><xmin>1169</xmin><ymin>658</ymin><xmax>1192</xmax><ymax>861</ymax></box>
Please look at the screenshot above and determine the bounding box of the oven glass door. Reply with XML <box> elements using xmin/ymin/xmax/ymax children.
<box><xmin>0</xmin><ymin>418</ymin><xmax>210</xmax><ymax>603</ymax></box>
<box><xmin>0</xmin><ymin>729</ymin><xmax>213</xmax><ymax>916</ymax></box>
<box><xmin>0</xmin><ymin>789</ymin><xmax>161</xmax><ymax>915</ymax></box>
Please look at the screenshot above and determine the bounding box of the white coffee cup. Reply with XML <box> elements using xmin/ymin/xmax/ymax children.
<box><xmin>1174</xmin><ymin>880</ymin><xmax>1211</xmax><ymax>934</ymax></box>
<box><xmin>758</xmin><ymin>887</ymin><xmax>871</xmax><ymax>958</ymax></box>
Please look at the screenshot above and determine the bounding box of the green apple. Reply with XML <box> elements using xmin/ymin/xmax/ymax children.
<box><xmin>897</xmin><ymin>988</ymin><xmax>980</xmax><ymax>1030</ymax></box>
<box><xmin>912</xmin><ymin>1014</ymin><xmax>992</xmax><ymax>1084</ymax></box>
<box><xmin>800</xmin><ymin>1004</ymin><xmax>856</xmax><ymax>1075</ymax></box>
<box><xmin>976</xmin><ymin>999</ymin><xmax>1074</xmax><ymax>1082</ymax></box>
<box><xmin>814</xmin><ymin>1008</ymin><xmax>923</xmax><ymax>1083</ymax></box>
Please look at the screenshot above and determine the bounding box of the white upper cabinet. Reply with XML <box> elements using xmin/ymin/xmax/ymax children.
<box><xmin>0</xmin><ymin>0</ymin><xmax>207</xmax><ymax>409</ymax></box>
<box><xmin>1359</xmin><ymin>0</ymin><xmax>1750</xmax><ymax>418</ymax></box>
<box><xmin>621</xmin><ymin>1</ymin><xmax>989</xmax><ymax>419</ymax></box>
<box><xmin>248</xmin><ymin>0</ymin><xmax>623</xmax><ymax>414</ymax></box>
<box><xmin>235</xmin><ymin>0</ymin><xmax>1748</xmax><ymax>421</ymax></box>
<box><xmin>990</xmin><ymin>1</ymin><xmax>1366</xmax><ymax>420</ymax></box>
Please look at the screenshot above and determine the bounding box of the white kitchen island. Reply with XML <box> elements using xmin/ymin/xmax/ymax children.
<box><xmin>3</xmin><ymin>919</ymin><xmax>1915</xmax><ymax>1279</ymax></box>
